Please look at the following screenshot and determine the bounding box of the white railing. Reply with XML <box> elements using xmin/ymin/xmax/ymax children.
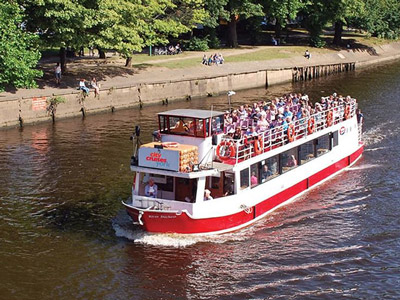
<box><xmin>219</xmin><ymin>102</ymin><xmax>357</xmax><ymax>163</ymax></box>
<box><xmin>132</xmin><ymin>195</ymin><xmax>193</xmax><ymax>214</ymax></box>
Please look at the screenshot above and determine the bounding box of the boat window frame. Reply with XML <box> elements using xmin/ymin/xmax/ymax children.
<box><xmin>316</xmin><ymin>133</ymin><xmax>331</xmax><ymax>157</ymax></box>
<box><xmin>240</xmin><ymin>167</ymin><xmax>250</xmax><ymax>190</ymax></box>
<box><xmin>158</xmin><ymin>114</ymin><xmax>221</xmax><ymax>138</ymax></box>
<box><xmin>280</xmin><ymin>147</ymin><xmax>299</xmax><ymax>174</ymax></box>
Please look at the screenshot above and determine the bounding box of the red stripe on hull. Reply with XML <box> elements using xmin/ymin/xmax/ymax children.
<box><xmin>125</xmin><ymin>145</ymin><xmax>363</xmax><ymax>234</ymax></box>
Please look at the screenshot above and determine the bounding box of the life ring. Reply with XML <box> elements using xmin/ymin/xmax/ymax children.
<box><xmin>253</xmin><ymin>136</ymin><xmax>263</xmax><ymax>155</ymax></box>
<box><xmin>216</xmin><ymin>141</ymin><xmax>236</xmax><ymax>160</ymax></box>
<box><xmin>287</xmin><ymin>124</ymin><xmax>295</xmax><ymax>142</ymax></box>
<box><xmin>307</xmin><ymin>118</ymin><xmax>315</xmax><ymax>134</ymax></box>
<box><xmin>326</xmin><ymin>111</ymin><xmax>333</xmax><ymax>127</ymax></box>
<box><xmin>162</xmin><ymin>142</ymin><xmax>179</xmax><ymax>148</ymax></box>
<box><xmin>344</xmin><ymin>105</ymin><xmax>351</xmax><ymax>120</ymax></box>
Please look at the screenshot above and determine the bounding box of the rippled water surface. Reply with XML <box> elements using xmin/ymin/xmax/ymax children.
<box><xmin>1</xmin><ymin>61</ymin><xmax>400</xmax><ymax>300</ymax></box>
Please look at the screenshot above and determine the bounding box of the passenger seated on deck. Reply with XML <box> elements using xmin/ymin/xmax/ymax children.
<box><xmin>286</xmin><ymin>155</ymin><xmax>297</xmax><ymax>168</ymax></box>
<box><xmin>145</xmin><ymin>178</ymin><xmax>158</xmax><ymax>198</ymax></box>
<box><xmin>261</xmin><ymin>165</ymin><xmax>273</xmax><ymax>182</ymax></box>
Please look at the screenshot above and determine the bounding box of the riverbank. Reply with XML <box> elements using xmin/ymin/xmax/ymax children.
<box><xmin>1</xmin><ymin>41</ymin><xmax>400</xmax><ymax>128</ymax></box>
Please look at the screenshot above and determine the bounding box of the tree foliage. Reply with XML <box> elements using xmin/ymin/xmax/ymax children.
<box><xmin>0</xmin><ymin>2</ymin><xmax>42</xmax><ymax>91</ymax></box>
<box><xmin>356</xmin><ymin>0</ymin><xmax>400</xmax><ymax>39</ymax></box>
<box><xmin>263</xmin><ymin>0</ymin><xmax>304</xmax><ymax>37</ymax></box>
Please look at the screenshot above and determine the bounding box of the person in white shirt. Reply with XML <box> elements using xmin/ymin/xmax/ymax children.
<box><xmin>204</xmin><ymin>189</ymin><xmax>213</xmax><ymax>201</ymax></box>
<box><xmin>145</xmin><ymin>178</ymin><xmax>158</xmax><ymax>198</ymax></box>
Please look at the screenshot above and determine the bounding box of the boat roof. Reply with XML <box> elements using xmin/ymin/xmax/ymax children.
<box><xmin>158</xmin><ymin>109</ymin><xmax>225</xmax><ymax>119</ymax></box>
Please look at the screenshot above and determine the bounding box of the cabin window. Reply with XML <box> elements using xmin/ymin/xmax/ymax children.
<box><xmin>159</xmin><ymin>115</ymin><xmax>168</xmax><ymax>132</ymax></box>
<box><xmin>210</xmin><ymin>176</ymin><xmax>220</xmax><ymax>189</ymax></box>
<box><xmin>149</xmin><ymin>174</ymin><xmax>174</xmax><ymax>192</ymax></box>
<box><xmin>211</xmin><ymin>116</ymin><xmax>224</xmax><ymax>134</ymax></box>
<box><xmin>316</xmin><ymin>134</ymin><xmax>330</xmax><ymax>156</ymax></box>
<box><xmin>299</xmin><ymin>140</ymin><xmax>315</xmax><ymax>165</ymax></box>
<box><xmin>281</xmin><ymin>148</ymin><xmax>298</xmax><ymax>173</ymax></box>
<box><xmin>196</xmin><ymin>119</ymin><xmax>206</xmax><ymax>137</ymax></box>
<box><xmin>175</xmin><ymin>178</ymin><xmax>197</xmax><ymax>202</ymax></box>
<box><xmin>240</xmin><ymin>168</ymin><xmax>250</xmax><ymax>190</ymax></box>
<box><xmin>223</xmin><ymin>172</ymin><xmax>235</xmax><ymax>196</ymax></box>
<box><xmin>167</xmin><ymin>117</ymin><xmax>195</xmax><ymax>136</ymax></box>
<box><xmin>259</xmin><ymin>155</ymin><xmax>279</xmax><ymax>182</ymax></box>
<box><xmin>332</xmin><ymin>131</ymin><xmax>339</xmax><ymax>147</ymax></box>
<box><xmin>250</xmin><ymin>164</ymin><xmax>259</xmax><ymax>188</ymax></box>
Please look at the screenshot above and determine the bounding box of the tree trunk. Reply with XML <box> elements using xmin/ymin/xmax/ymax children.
<box><xmin>333</xmin><ymin>21</ymin><xmax>343</xmax><ymax>46</ymax></box>
<box><xmin>125</xmin><ymin>57</ymin><xmax>132</xmax><ymax>67</ymax></box>
<box><xmin>98</xmin><ymin>48</ymin><xmax>106</xmax><ymax>59</ymax></box>
<box><xmin>59</xmin><ymin>47</ymin><xmax>67</xmax><ymax>74</ymax></box>
<box><xmin>275</xmin><ymin>19</ymin><xmax>282</xmax><ymax>39</ymax></box>
<box><xmin>227</xmin><ymin>15</ymin><xmax>238</xmax><ymax>48</ymax></box>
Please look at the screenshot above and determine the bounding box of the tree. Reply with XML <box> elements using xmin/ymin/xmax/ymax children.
<box><xmin>328</xmin><ymin>0</ymin><xmax>364</xmax><ymax>45</ymax></box>
<box><xmin>95</xmin><ymin>0</ymin><xmax>206</xmax><ymax>67</ymax></box>
<box><xmin>223</xmin><ymin>0</ymin><xmax>264</xmax><ymax>48</ymax></box>
<box><xmin>263</xmin><ymin>0</ymin><xmax>304</xmax><ymax>39</ymax></box>
<box><xmin>301</xmin><ymin>0</ymin><xmax>328</xmax><ymax>47</ymax></box>
<box><xmin>0</xmin><ymin>2</ymin><xmax>42</xmax><ymax>91</ymax></box>
<box><xmin>20</xmin><ymin>0</ymin><xmax>95</xmax><ymax>73</ymax></box>
<box><xmin>356</xmin><ymin>0</ymin><xmax>400</xmax><ymax>39</ymax></box>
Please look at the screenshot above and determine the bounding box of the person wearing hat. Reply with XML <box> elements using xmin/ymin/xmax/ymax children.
<box><xmin>204</xmin><ymin>189</ymin><xmax>213</xmax><ymax>200</ymax></box>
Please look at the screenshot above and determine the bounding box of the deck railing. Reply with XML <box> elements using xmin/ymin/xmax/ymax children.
<box><xmin>218</xmin><ymin>102</ymin><xmax>357</xmax><ymax>164</ymax></box>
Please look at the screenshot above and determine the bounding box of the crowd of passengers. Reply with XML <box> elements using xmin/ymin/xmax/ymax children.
<box><xmin>222</xmin><ymin>92</ymin><xmax>357</xmax><ymax>139</ymax></box>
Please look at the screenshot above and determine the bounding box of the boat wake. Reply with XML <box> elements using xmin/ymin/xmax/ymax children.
<box><xmin>112</xmin><ymin>210</ymin><xmax>253</xmax><ymax>247</ymax></box>
<box><xmin>363</xmin><ymin>121</ymin><xmax>397</xmax><ymax>147</ymax></box>
<box><xmin>347</xmin><ymin>164</ymin><xmax>380</xmax><ymax>171</ymax></box>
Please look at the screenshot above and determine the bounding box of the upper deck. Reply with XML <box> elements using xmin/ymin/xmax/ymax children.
<box><xmin>133</xmin><ymin>95</ymin><xmax>361</xmax><ymax>175</ymax></box>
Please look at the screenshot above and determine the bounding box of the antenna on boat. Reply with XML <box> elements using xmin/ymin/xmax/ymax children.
<box><xmin>130</xmin><ymin>125</ymin><xmax>142</xmax><ymax>165</ymax></box>
<box><xmin>227</xmin><ymin>90</ymin><xmax>236</xmax><ymax>112</ymax></box>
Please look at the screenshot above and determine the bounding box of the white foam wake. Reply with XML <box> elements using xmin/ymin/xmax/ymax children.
<box><xmin>347</xmin><ymin>164</ymin><xmax>380</xmax><ymax>171</ymax></box>
<box><xmin>112</xmin><ymin>210</ymin><xmax>253</xmax><ymax>247</ymax></box>
<box><xmin>363</xmin><ymin>121</ymin><xmax>397</xmax><ymax>146</ymax></box>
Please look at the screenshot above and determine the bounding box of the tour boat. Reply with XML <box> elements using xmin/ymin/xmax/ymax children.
<box><xmin>123</xmin><ymin>97</ymin><xmax>364</xmax><ymax>235</ymax></box>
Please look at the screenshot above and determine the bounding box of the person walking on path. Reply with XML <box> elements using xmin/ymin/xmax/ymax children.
<box><xmin>54</xmin><ymin>63</ymin><xmax>62</xmax><ymax>86</ymax></box>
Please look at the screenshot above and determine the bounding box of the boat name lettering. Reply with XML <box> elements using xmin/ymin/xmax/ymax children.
<box><xmin>147</xmin><ymin>215</ymin><xmax>176</xmax><ymax>219</ymax></box>
<box><xmin>340</xmin><ymin>126</ymin><xmax>346</xmax><ymax>135</ymax></box>
<box><xmin>146</xmin><ymin>152</ymin><xmax>167</xmax><ymax>163</ymax></box>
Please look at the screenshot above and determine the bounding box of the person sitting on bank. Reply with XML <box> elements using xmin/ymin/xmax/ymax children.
<box><xmin>304</xmin><ymin>50</ymin><xmax>311</xmax><ymax>59</ymax></box>
<box><xmin>79</xmin><ymin>79</ymin><xmax>90</xmax><ymax>95</ymax></box>
<box><xmin>145</xmin><ymin>178</ymin><xmax>158</xmax><ymax>198</ymax></box>
<box><xmin>204</xmin><ymin>189</ymin><xmax>213</xmax><ymax>201</ymax></box>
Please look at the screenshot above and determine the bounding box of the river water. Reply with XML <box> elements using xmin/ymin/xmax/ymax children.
<box><xmin>1</xmin><ymin>61</ymin><xmax>400</xmax><ymax>300</ymax></box>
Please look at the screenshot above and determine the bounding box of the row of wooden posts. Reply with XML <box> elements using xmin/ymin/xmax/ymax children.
<box><xmin>292</xmin><ymin>63</ymin><xmax>356</xmax><ymax>82</ymax></box>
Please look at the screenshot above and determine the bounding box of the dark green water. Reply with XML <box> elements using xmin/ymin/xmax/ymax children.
<box><xmin>1</xmin><ymin>60</ymin><xmax>400</xmax><ymax>299</ymax></box>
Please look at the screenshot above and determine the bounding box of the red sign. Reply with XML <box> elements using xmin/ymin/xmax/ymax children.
<box><xmin>32</xmin><ymin>97</ymin><xmax>47</xmax><ymax>111</ymax></box>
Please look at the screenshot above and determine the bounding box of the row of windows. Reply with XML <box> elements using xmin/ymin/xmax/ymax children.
<box><xmin>240</xmin><ymin>131</ymin><xmax>338</xmax><ymax>190</ymax></box>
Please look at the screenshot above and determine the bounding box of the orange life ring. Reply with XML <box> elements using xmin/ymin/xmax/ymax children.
<box><xmin>162</xmin><ymin>142</ymin><xmax>179</xmax><ymax>148</ymax></box>
<box><xmin>253</xmin><ymin>136</ymin><xmax>263</xmax><ymax>155</ymax></box>
<box><xmin>326</xmin><ymin>111</ymin><xmax>333</xmax><ymax>127</ymax></box>
<box><xmin>216</xmin><ymin>141</ymin><xmax>236</xmax><ymax>160</ymax></box>
<box><xmin>344</xmin><ymin>105</ymin><xmax>351</xmax><ymax>120</ymax></box>
<box><xmin>287</xmin><ymin>124</ymin><xmax>295</xmax><ymax>142</ymax></box>
<box><xmin>307</xmin><ymin>118</ymin><xmax>315</xmax><ymax>134</ymax></box>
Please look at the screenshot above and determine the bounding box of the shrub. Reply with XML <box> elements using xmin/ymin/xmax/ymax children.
<box><xmin>183</xmin><ymin>37</ymin><xmax>209</xmax><ymax>51</ymax></box>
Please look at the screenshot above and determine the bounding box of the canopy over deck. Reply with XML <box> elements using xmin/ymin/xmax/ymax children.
<box><xmin>158</xmin><ymin>109</ymin><xmax>225</xmax><ymax>119</ymax></box>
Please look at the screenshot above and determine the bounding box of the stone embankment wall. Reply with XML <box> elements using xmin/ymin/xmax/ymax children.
<box><xmin>1</xmin><ymin>42</ymin><xmax>400</xmax><ymax>128</ymax></box>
